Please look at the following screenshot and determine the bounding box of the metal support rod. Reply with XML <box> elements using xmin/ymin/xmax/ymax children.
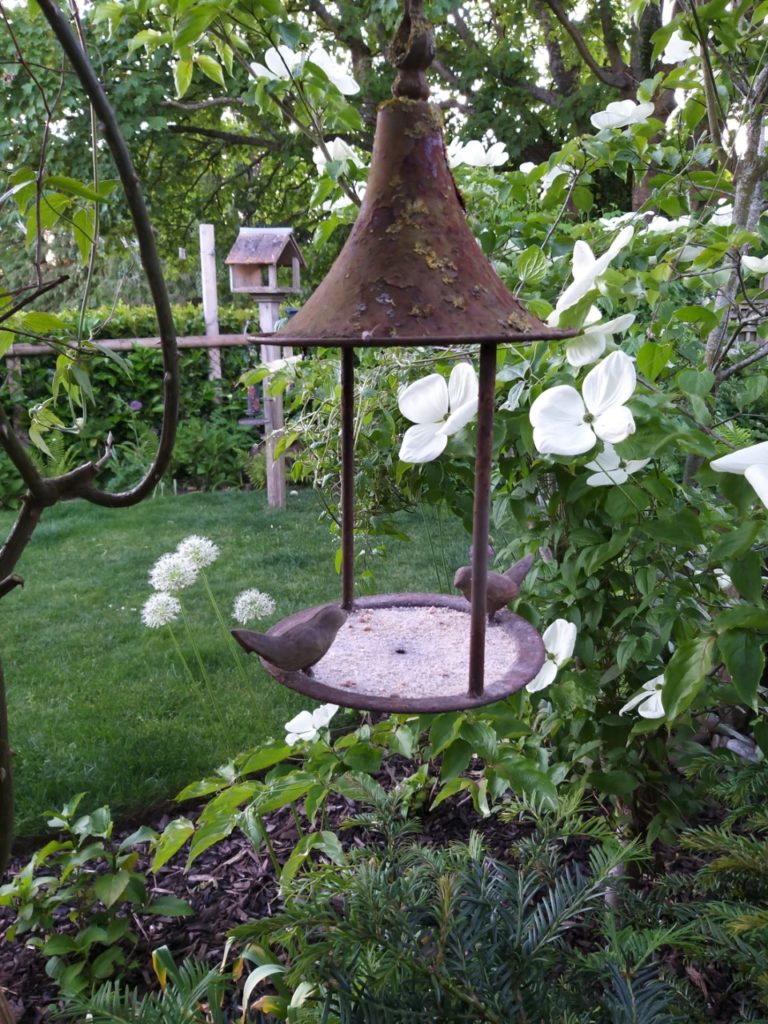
<box><xmin>467</xmin><ymin>343</ymin><xmax>497</xmax><ymax>698</ymax></box>
<box><xmin>340</xmin><ymin>347</ymin><xmax>355</xmax><ymax>610</ymax></box>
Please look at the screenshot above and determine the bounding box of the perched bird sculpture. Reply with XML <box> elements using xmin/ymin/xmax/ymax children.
<box><xmin>453</xmin><ymin>553</ymin><xmax>535</xmax><ymax>621</ymax></box>
<box><xmin>232</xmin><ymin>604</ymin><xmax>348</xmax><ymax>675</ymax></box>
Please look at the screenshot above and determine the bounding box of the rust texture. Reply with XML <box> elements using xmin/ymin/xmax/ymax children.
<box><xmin>340</xmin><ymin>348</ymin><xmax>355</xmax><ymax>610</ymax></box>
<box><xmin>256</xmin><ymin>594</ymin><xmax>546</xmax><ymax>714</ymax></box>
<box><xmin>467</xmin><ymin>343</ymin><xmax>496</xmax><ymax>697</ymax></box>
<box><xmin>277</xmin><ymin>99</ymin><xmax>572</xmax><ymax>345</ymax></box>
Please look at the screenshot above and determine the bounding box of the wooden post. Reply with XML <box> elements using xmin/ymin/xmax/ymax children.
<box><xmin>258</xmin><ymin>300</ymin><xmax>287</xmax><ymax>509</ymax></box>
<box><xmin>199</xmin><ymin>224</ymin><xmax>222</xmax><ymax>384</ymax></box>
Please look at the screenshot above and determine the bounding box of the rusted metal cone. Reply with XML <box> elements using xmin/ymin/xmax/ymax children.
<box><xmin>277</xmin><ymin>98</ymin><xmax>572</xmax><ymax>346</ymax></box>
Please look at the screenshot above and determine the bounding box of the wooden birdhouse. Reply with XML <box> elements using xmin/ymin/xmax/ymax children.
<box><xmin>225</xmin><ymin>227</ymin><xmax>305</xmax><ymax>295</ymax></box>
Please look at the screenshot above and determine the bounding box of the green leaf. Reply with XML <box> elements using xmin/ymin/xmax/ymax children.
<box><xmin>662</xmin><ymin>634</ymin><xmax>716</xmax><ymax>719</ymax></box>
<box><xmin>93</xmin><ymin>869</ymin><xmax>130</xmax><ymax>909</ymax></box>
<box><xmin>146</xmin><ymin>895</ymin><xmax>195</xmax><ymax>917</ymax></box>
<box><xmin>240</xmin><ymin>742</ymin><xmax>292</xmax><ymax>775</ymax></box>
<box><xmin>430</xmin><ymin>777</ymin><xmax>472</xmax><ymax>811</ymax></box>
<box><xmin>257</xmin><ymin>774</ymin><xmax>313</xmax><ymax>813</ymax></box>
<box><xmin>72</xmin><ymin>208</ymin><xmax>95</xmax><ymax>263</ymax></box>
<box><xmin>151</xmin><ymin>817</ymin><xmax>194</xmax><ymax>872</ymax></box>
<box><xmin>671</xmin><ymin>306</ymin><xmax>720</xmax><ymax>332</ymax></box>
<box><xmin>718</xmin><ymin>630</ymin><xmax>765</xmax><ymax>707</ymax></box>
<box><xmin>428</xmin><ymin>713</ymin><xmax>464</xmax><ymax>756</ymax></box>
<box><xmin>440</xmin><ymin>739</ymin><xmax>473</xmax><ymax>781</ymax></box>
<box><xmin>715</xmin><ymin>606</ymin><xmax>768</xmax><ymax>632</ymax></box>
<box><xmin>280</xmin><ymin>830</ymin><xmax>345</xmax><ymax>886</ymax></box>
<box><xmin>186</xmin><ymin>814</ymin><xmax>235</xmax><ymax>867</ymax></box>
<box><xmin>730</xmin><ymin>552</ymin><xmax>764</xmax><ymax>604</ymax></box>
<box><xmin>711</xmin><ymin>520</ymin><xmax>763</xmax><ymax>561</ymax></box>
<box><xmin>45</xmin><ymin>175</ymin><xmax>105</xmax><ymax>203</ymax></box>
<box><xmin>21</xmin><ymin>311</ymin><xmax>65</xmax><ymax>333</ymax></box>
<box><xmin>196</xmin><ymin>53</ymin><xmax>225</xmax><ymax>87</ymax></box>
<box><xmin>642</xmin><ymin>510</ymin><xmax>704</xmax><ymax>546</ymax></box>
<box><xmin>589</xmin><ymin>769</ymin><xmax>640</xmax><ymax>796</ymax></box>
<box><xmin>174</xmin><ymin>58</ymin><xmax>193</xmax><ymax>98</ymax></box>
<box><xmin>174</xmin><ymin>6</ymin><xmax>218</xmax><ymax>47</ymax></box>
<box><xmin>515</xmin><ymin>246</ymin><xmax>549</xmax><ymax>285</ymax></box>
<box><xmin>637</xmin><ymin>341</ymin><xmax>672</xmax><ymax>382</ymax></box>
<box><xmin>494</xmin><ymin>757</ymin><xmax>557</xmax><ymax>808</ymax></box>
<box><xmin>677</xmin><ymin>368</ymin><xmax>715</xmax><ymax>397</ymax></box>
<box><xmin>342</xmin><ymin>743</ymin><xmax>383</xmax><ymax>772</ymax></box>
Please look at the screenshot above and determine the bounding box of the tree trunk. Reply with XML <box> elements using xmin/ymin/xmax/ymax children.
<box><xmin>0</xmin><ymin>657</ymin><xmax>13</xmax><ymax>878</ymax></box>
<box><xmin>0</xmin><ymin>991</ymin><xmax>15</xmax><ymax>1024</ymax></box>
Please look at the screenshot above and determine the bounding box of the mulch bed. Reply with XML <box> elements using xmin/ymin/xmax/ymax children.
<box><xmin>0</xmin><ymin>768</ymin><xmax>751</xmax><ymax>1023</ymax></box>
<box><xmin>0</xmin><ymin>765</ymin><xmax>527</xmax><ymax>1021</ymax></box>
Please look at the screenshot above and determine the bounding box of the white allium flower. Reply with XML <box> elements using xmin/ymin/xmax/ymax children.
<box><xmin>550</xmin><ymin>227</ymin><xmax>634</xmax><ymax>316</ymax></box>
<box><xmin>141</xmin><ymin>592</ymin><xmax>181</xmax><ymax>628</ymax></box>
<box><xmin>662</xmin><ymin>30</ymin><xmax>695</xmax><ymax>63</ymax></box>
<box><xmin>285</xmin><ymin>703</ymin><xmax>339</xmax><ymax>745</ymax></box>
<box><xmin>529</xmin><ymin>351</ymin><xmax>637</xmax><ymax>456</ymax></box>
<box><xmin>590</xmin><ymin>99</ymin><xmax>655</xmax><ymax>130</ymax></box>
<box><xmin>398</xmin><ymin>363</ymin><xmax>478</xmax><ymax>464</ymax></box>
<box><xmin>233</xmin><ymin>589</ymin><xmax>277</xmax><ymax>625</ymax></box>
<box><xmin>619</xmin><ymin>675</ymin><xmax>665</xmax><ymax>718</ymax></box>
<box><xmin>584</xmin><ymin>443</ymin><xmax>650</xmax><ymax>487</ymax></box>
<box><xmin>742</xmin><ymin>254</ymin><xmax>768</xmax><ymax>275</ymax></box>
<box><xmin>176</xmin><ymin>535</ymin><xmax>220</xmax><ymax>568</ymax></box>
<box><xmin>149</xmin><ymin>552</ymin><xmax>199</xmax><ymax>592</ymax></box>
<box><xmin>710</xmin><ymin>440</ymin><xmax>768</xmax><ymax>509</ymax></box>
<box><xmin>565</xmin><ymin>307</ymin><xmax>636</xmax><ymax>367</ymax></box>
<box><xmin>448</xmin><ymin>138</ymin><xmax>508</xmax><ymax>168</ymax></box>
<box><xmin>527</xmin><ymin>619</ymin><xmax>578</xmax><ymax>692</ymax></box>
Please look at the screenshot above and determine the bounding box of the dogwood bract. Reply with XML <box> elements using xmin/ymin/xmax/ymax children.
<box><xmin>447</xmin><ymin>138</ymin><xmax>508</xmax><ymax>168</ymax></box>
<box><xmin>619</xmin><ymin>675</ymin><xmax>665</xmax><ymax>719</ymax></box>
<box><xmin>526</xmin><ymin>619</ymin><xmax>577</xmax><ymax>692</ymax></box>
<box><xmin>285</xmin><ymin>704</ymin><xmax>339</xmax><ymax>745</ymax></box>
<box><xmin>741</xmin><ymin>254</ymin><xmax>768</xmax><ymax>275</ymax></box>
<box><xmin>549</xmin><ymin>226</ymin><xmax>634</xmax><ymax>316</ymax></box>
<box><xmin>584</xmin><ymin>443</ymin><xmax>650</xmax><ymax>487</ymax></box>
<box><xmin>710</xmin><ymin>440</ymin><xmax>768</xmax><ymax>508</ymax></box>
<box><xmin>590</xmin><ymin>99</ymin><xmax>655</xmax><ymax>130</ymax></box>
<box><xmin>530</xmin><ymin>351</ymin><xmax>637</xmax><ymax>456</ymax></box>
<box><xmin>398</xmin><ymin>363</ymin><xmax>478</xmax><ymax>464</ymax></box>
<box><xmin>565</xmin><ymin>308</ymin><xmax>636</xmax><ymax>367</ymax></box>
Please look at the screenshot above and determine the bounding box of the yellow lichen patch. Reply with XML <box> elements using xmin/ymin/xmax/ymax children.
<box><xmin>446</xmin><ymin>295</ymin><xmax>466</xmax><ymax>310</ymax></box>
<box><xmin>409</xmin><ymin>304</ymin><xmax>434</xmax><ymax>318</ymax></box>
<box><xmin>414</xmin><ymin>241</ymin><xmax>457</xmax><ymax>272</ymax></box>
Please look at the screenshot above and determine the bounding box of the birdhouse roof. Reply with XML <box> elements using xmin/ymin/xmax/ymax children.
<box><xmin>225</xmin><ymin>227</ymin><xmax>306</xmax><ymax>268</ymax></box>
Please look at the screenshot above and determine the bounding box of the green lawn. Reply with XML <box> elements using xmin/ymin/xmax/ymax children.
<box><xmin>1</xmin><ymin>489</ymin><xmax>469</xmax><ymax>835</ymax></box>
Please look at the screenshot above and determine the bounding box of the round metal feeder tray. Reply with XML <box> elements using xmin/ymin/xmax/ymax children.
<box><xmin>256</xmin><ymin>593</ymin><xmax>545</xmax><ymax>714</ymax></box>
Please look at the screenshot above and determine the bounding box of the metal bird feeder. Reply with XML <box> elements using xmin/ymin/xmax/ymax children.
<box><xmin>242</xmin><ymin>0</ymin><xmax>574</xmax><ymax>713</ymax></box>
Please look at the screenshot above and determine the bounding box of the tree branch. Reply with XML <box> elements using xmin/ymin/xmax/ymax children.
<box><xmin>166</xmin><ymin>123</ymin><xmax>282</xmax><ymax>150</ymax></box>
<box><xmin>165</xmin><ymin>95</ymin><xmax>244</xmax><ymax>111</ymax></box>
<box><xmin>541</xmin><ymin>0</ymin><xmax>629</xmax><ymax>87</ymax></box>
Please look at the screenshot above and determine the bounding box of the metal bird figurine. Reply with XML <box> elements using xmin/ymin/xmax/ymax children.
<box><xmin>232</xmin><ymin>604</ymin><xmax>348</xmax><ymax>674</ymax></box>
<box><xmin>453</xmin><ymin>553</ymin><xmax>535</xmax><ymax>621</ymax></box>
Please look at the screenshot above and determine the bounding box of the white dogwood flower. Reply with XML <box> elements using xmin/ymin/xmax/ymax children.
<box><xmin>530</xmin><ymin>351</ymin><xmax>637</xmax><ymax>456</ymax></box>
<box><xmin>619</xmin><ymin>675</ymin><xmax>665</xmax><ymax>718</ymax></box>
<box><xmin>448</xmin><ymin>138</ymin><xmax>508</xmax><ymax>168</ymax></box>
<box><xmin>584</xmin><ymin>443</ymin><xmax>650</xmax><ymax>486</ymax></box>
<box><xmin>710</xmin><ymin>440</ymin><xmax>768</xmax><ymax>508</ymax></box>
<box><xmin>566</xmin><ymin>307</ymin><xmax>636</xmax><ymax>367</ymax></box>
<box><xmin>307</xmin><ymin>46</ymin><xmax>359</xmax><ymax>95</ymax></box>
<box><xmin>250</xmin><ymin>45</ymin><xmax>303</xmax><ymax>82</ymax></box>
<box><xmin>527</xmin><ymin>619</ymin><xmax>578</xmax><ymax>692</ymax></box>
<box><xmin>550</xmin><ymin>226</ymin><xmax>634</xmax><ymax>316</ymax></box>
<box><xmin>590</xmin><ymin>99</ymin><xmax>655</xmax><ymax>130</ymax></box>
<box><xmin>285</xmin><ymin>703</ymin><xmax>339</xmax><ymax>745</ymax></box>
<box><xmin>742</xmin><ymin>254</ymin><xmax>768</xmax><ymax>275</ymax></box>
<box><xmin>313</xmin><ymin>137</ymin><xmax>361</xmax><ymax>175</ymax></box>
<box><xmin>398</xmin><ymin>363</ymin><xmax>478</xmax><ymax>463</ymax></box>
<box><xmin>663</xmin><ymin>31</ymin><xmax>695</xmax><ymax>63</ymax></box>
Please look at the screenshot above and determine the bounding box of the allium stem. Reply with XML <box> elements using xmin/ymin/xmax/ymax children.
<box><xmin>179</xmin><ymin>602</ymin><xmax>224</xmax><ymax>725</ymax></box>
<box><xmin>200</xmin><ymin>570</ymin><xmax>251</xmax><ymax>690</ymax></box>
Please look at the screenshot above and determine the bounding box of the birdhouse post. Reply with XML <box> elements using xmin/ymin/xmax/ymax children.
<box><xmin>225</xmin><ymin>228</ymin><xmax>305</xmax><ymax>509</ymax></box>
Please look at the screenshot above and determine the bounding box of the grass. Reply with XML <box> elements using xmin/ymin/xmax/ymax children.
<box><xmin>1</xmin><ymin>488</ymin><xmax>469</xmax><ymax>836</ymax></box>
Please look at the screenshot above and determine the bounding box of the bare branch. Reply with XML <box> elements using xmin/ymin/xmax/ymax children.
<box><xmin>166</xmin><ymin>123</ymin><xmax>283</xmax><ymax>150</ymax></box>
<box><xmin>541</xmin><ymin>0</ymin><xmax>629</xmax><ymax>88</ymax></box>
<box><xmin>165</xmin><ymin>95</ymin><xmax>245</xmax><ymax>111</ymax></box>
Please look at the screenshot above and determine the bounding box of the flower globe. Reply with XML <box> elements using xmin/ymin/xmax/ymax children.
<box><xmin>398</xmin><ymin>363</ymin><xmax>478</xmax><ymax>463</ymax></box>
